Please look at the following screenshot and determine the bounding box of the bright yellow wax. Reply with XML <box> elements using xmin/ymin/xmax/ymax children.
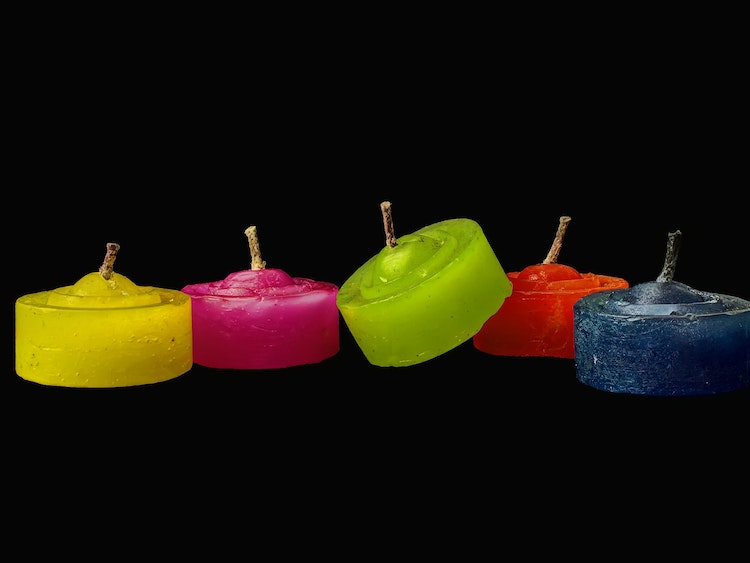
<box><xmin>15</xmin><ymin>272</ymin><xmax>193</xmax><ymax>388</ymax></box>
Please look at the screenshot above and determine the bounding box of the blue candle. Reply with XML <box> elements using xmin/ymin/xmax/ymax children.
<box><xmin>574</xmin><ymin>230</ymin><xmax>750</xmax><ymax>396</ymax></box>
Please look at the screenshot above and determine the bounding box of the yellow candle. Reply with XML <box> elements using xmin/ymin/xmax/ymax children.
<box><xmin>15</xmin><ymin>243</ymin><xmax>192</xmax><ymax>388</ymax></box>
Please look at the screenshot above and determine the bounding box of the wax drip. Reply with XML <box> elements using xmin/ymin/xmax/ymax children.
<box><xmin>381</xmin><ymin>201</ymin><xmax>398</xmax><ymax>248</ymax></box>
<box><xmin>656</xmin><ymin>230</ymin><xmax>682</xmax><ymax>283</ymax></box>
<box><xmin>542</xmin><ymin>216</ymin><xmax>572</xmax><ymax>264</ymax></box>
<box><xmin>99</xmin><ymin>242</ymin><xmax>120</xmax><ymax>280</ymax></box>
<box><xmin>245</xmin><ymin>226</ymin><xmax>267</xmax><ymax>270</ymax></box>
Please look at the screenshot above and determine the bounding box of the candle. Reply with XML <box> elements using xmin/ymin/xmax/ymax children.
<box><xmin>337</xmin><ymin>201</ymin><xmax>512</xmax><ymax>367</ymax></box>
<box><xmin>574</xmin><ymin>230</ymin><xmax>750</xmax><ymax>396</ymax></box>
<box><xmin>180</xmin><ymin>226</ymin><xmax>339</xmax><ymax>369</ymax></box>
<box><xmin>15</xmin><ymin>243</ymin><xmax>193</xmax><ymax>388</ymax></box>
<box><xmin>473</xmin><ymin>216</ymin><xmax>629</xmax><ymax>358</ymax></box>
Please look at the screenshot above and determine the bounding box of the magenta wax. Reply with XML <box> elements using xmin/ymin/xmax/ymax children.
<box><xmin>181</xmin><ymin>269</ymin><xmax>339</xmax><ymax>369</ymax></box>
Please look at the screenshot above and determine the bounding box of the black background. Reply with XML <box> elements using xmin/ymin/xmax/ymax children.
<box><xmin>4</xmin><ymin>13</ymin><xmax>748</xmax><ymax>532</ymax></box>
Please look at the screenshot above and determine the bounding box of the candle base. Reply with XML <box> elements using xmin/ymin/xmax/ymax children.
<box><xmin>574</xmin><ymin>289</ymin><xmax>750</xmax><ymax>396</ymax></box>
<box><xmin>15</xmin><ymin>289</ymin><xmax>193</xmax><ymax>388</ymax></box>
<box><xmin>474</xmin><ymin>272</ymin><xmax>628</xmax><ymax>359</ymax></box>
<box><xmin>182</xmin><ymin>269</ymin><xmax>340</xmax><ymax>370</ymax></box>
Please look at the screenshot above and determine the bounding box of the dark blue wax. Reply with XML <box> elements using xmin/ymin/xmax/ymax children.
<box><xmin>573</xmin><ymin>281</ymin><xmax>750</xmax><ymax>396</ymax></box>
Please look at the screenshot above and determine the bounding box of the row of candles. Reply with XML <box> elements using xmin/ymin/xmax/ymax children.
<box><xmin>15</xmin><ymin>202</ymin><xmax>750</xmax><ymax>396</ymax></box>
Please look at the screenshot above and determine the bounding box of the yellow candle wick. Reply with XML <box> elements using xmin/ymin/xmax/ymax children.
<box><xmin>98</xmin><ymin>242</ymin><xmax>121</xmax><ymax>280</ymax></box>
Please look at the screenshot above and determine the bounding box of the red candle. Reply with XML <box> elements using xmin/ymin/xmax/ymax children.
<box><xmin>181</xmin><ymin>226</ymin><xmax>339</xmax><ymax>369</ymax></box>
<box><xmin>473</xmin><ymin>216</ymin><xmax>629</xmax><ymax>358</ymax></box>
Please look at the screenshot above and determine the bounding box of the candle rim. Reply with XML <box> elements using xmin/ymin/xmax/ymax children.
<box><xmin>16</xmin><ymin>287</ymin><xmax>190</xmax><ymax>310</ymax></box>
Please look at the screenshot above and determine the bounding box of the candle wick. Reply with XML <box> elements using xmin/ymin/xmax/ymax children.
<box><xmin>245</xmin><ymin>226</ymin><xmax>267</xmax><ymax>270</ymax></box>
<box><xmin>99</xmin><ymin>242</ymin><xmax>121</xmax><ymax>280</ymax></box>
<box><xmin>542</xmin><ymin>216</ymin><xmax>572</xmax><ymax>265</ymax></box>
<box><xmin>656</xmin><ymin>230</ymin><xmax>681</xmax><ymax>283</ymax></box>
<box><xmin>381</xmin><ymin>201</ymin><xmax>398</xmax><ymax>248</ymax></box>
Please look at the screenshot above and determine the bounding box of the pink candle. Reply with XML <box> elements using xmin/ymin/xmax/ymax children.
<box><xmin>181</xmin><ymin>226</ymin><xmax>340</xmax><ymax>369</ymax></box>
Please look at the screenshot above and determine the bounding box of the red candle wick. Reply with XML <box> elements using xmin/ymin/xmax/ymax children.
<box><xmin>542</xmin><ymin>216</ymin><xmax>571</xmax><ymax>265</ymax></box>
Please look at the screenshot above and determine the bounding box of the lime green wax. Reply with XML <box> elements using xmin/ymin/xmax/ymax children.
<box><xmin>337</xmin><ymin>218</ymin><xmax>512</xmax><ymax>367</ymax></box>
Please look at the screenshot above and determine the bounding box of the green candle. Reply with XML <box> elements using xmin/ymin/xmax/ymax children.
<box><xmin>337</xmin><ymin>201</ymin><xmax>512</xmax><ymax>367</ymax></box>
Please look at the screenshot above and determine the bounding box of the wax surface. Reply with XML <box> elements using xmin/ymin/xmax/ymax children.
<box><xmin>15</xmin><ymin>272</ymin><xmax>193</xmax><ymax>388</ymax></box>
<box><xmin>181</xmin><ymin>268</ymin><xmax>339</xmax><ymax>369</ymax></box>
<box><xmin>337</xmin><ymin>218</ymin><xmax>512</xmax><ymax>367</ymax></box>
<box><xmin>574</xmin><ymin>281</ymin><xmax>750</xmax><ymax>396</ymax></box>
<box><xmin>473</xmin><ymin>263</ymin><xmax>629</xmax><ymax>358</ymax></box>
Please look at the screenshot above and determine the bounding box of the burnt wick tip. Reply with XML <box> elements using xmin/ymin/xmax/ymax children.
<box><xmin>656</xmin><ymin>229</ymin><xmax>682</xmax><ymax>283</ymax></box>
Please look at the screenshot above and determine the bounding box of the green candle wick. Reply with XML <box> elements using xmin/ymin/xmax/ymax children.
<box><xmin>656</xmin><ymin>230</ymin><xmax>682</xmax><ymax>283</ymax></box>
<box><xmin>542</xmin><ymin>216</ymin><xmax>572</xmax><ymax>265</ymax></box>
<box><xmin>245</xmin><ymin>225</ymin><xmax>267</xmax><ymax>270</ymax></box>
<box><xmin>381</xmin><ymin>201</ymin><xmax>398</xmax><ymax>248</ymax></box>
<box><xmin>98</xmin><ymin>242</ymin><xmax>120</xmax><ymax>280</ymax></box>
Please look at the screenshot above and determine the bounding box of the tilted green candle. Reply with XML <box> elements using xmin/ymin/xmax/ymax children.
<box><xmin>337</xmin><ymin>203</ymin><xmax>512</xmax><ymax>367</ymax></box>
